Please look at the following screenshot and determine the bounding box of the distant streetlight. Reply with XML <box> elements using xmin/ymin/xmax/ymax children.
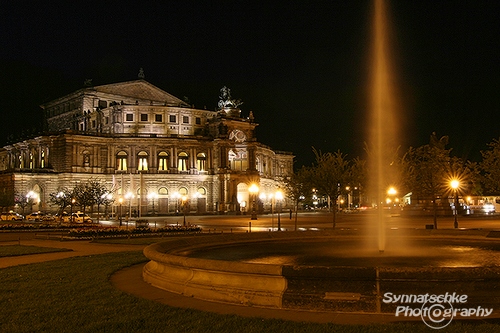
<box><xmin>249</xmin><ymin>184</ymin><xmax>259</xmax><ymax>220</ymax></box>
<box><xmin>450</xmin><ymin>179</ymin><xmax>460</xmax><ymax>228</ymax></box>
<box><xmin>387</xmin><ymin>187</ymin><xmax>398</xmax><ymax>208</ymax></box>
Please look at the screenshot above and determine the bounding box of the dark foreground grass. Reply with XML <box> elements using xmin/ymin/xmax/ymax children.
<box><xmin>0</xmin><ymin>245</ymin><xmax>71</xmax><ymax>257</ymax></box>
<box><xmin>0</xmin><ymin>252</ymin><xmax>499</xmax><ymax>333</ymax></box>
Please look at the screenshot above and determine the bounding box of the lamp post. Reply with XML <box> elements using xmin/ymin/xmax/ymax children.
<box><xmin>148</xmin><ymin>192</ymin><xmax>158</xmax><ymax>216</ymax></box>
<box><xmin>172</xmin><ymin>192</ymin><xmax>180</xmax><ymax>215</ymax></box>
<box><xmin>26</xmin><ymin>191</ymin><xmax>38</xmax><ymax>213</ymax></box>
<box><xmin>181</xmin><ymin>196</ymin><xmax>188</xmax><ymax>226</ymax></box>
<box><xmin>249</xmin><ymin>184</ymin><xmax>259</xmax><ymax>220</ymax></box>
<box><xmin>118</xmin><ymin>197</ymin><xmax>123</xmax><ymax>226</ymax></box>
<box><xmin>450</xmin><ymin>179</ymin><xmax>460</xmax><ymax>228</ymax></box>
<box><xmin>387</xmin><ymin>187</ymin><xmax>397</xmax><ymax>209</ymax></box>
<box><xmin>345</xmin><ymin>186</ymin><xmax>350</xmax><ymax>210</ymax></box>
<box><xmin>125</xmin><ymin>192</ymin><xmax>134</xmax><ymax>226</ymax></box>
<box><xmin>275</xmin><ymin>190</ymin><xmax>283</xmax><ymax>231</ymax></box>
<box><xmin>70</xmin><ymin>198</ymin><xmax>76</xmax><ymax>223</ymax></box>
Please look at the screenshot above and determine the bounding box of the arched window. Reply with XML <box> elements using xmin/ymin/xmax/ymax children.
<box><xmin>197</xmin><ymin>187</ymin><xmax>206</xmax><ymax>196</ymax></box>
<box><xmin>29</xmin><ymin>152</ymin><xmax>34</xmax><ymax>169</ymax></box>
<box><xmin>158</xmin><ymin>187</ymin><xmax>168</xmax><ymax>195</ymax></box>
<box><xmin>179</xmin><ymin>187</ymin><xmax>188</xmax><ymax>196</ymax></box>
<box><xmin>158</xmin><ymin>151</ymin><xmax>169</xmax><ymax>171</ymax></box>
<box><xmin>116</xmin><ymin>151</ymin><xmax>128</xmax><ymax>171</ymax></box>
<box><xmin>196</xmin><ymin>152</ymin><xmax>206</xmax><ymax>171</ymax></box>
<box><xmin>178</xmin><ymin>152</ymin><xmax>188</xmax><ymax>172</ymax></box>
<box><xmin>137</xmin><ymin>151</ymin><xmax>148</xmax><ymax>171</ymax></box>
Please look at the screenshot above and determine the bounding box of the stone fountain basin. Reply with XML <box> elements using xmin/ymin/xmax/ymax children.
<box><xmin>142</xmin><ymin>230</ymin><xmax>500</xmax><ymax>312</ymax></box>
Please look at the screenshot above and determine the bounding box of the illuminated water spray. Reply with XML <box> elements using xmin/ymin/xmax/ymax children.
<box><xmin>369</xmin><ymin>0</ymin><xmax>401</xmax><ymax>252</ymax></box>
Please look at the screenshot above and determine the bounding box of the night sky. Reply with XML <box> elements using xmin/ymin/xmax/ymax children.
<box><xmin>1</xmin><ymin>1</ymin><xmax>500</xmax><ymax>168</ymax></box>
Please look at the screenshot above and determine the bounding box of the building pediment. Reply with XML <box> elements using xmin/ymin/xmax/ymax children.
<box><xmin>92</xmin><ymin>80</ymin><xmax>189</xmax><ymax>107</ymax></box>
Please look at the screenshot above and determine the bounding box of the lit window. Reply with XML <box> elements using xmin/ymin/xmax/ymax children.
<box><xmin>197</xmin><ymin>152</ymin><xmax>206</xmax><ymax>171</ymax></box>
<box><xmin>137</xmin><ymin>151</ymin><xmax>148</xmax><ymax>171</ymax></box>
<box><xmin>158</xmin><ymin>151</ymin><xmax>169</xmax><ymax>171</ymax></box>
<box><xmin>116</xmin><ymin>151</ymin><xmax>128</xmax><ymax>171</ymax></box>
<box><xmin>178</xmin><ymin>152</ymin><xmax>188</xmax><ymax>172</ymax></box>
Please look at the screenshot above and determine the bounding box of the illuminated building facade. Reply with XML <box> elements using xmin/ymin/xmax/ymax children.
<box><xmin>0</xmin><ymin>79</ymin><xmax>293</xmax><ymax>215</ymax></box>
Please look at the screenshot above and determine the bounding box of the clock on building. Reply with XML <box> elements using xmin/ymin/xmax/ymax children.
<box><xmin>229</xmin><ymin>129</ymin><xmax>246</xmax><ymax>142</ymax></box>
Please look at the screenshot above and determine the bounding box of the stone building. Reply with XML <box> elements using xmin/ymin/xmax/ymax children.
<box><xmin>0</xmin><ymin>79</ymin><xmax>294</xmax><ymax>215</ymax></box>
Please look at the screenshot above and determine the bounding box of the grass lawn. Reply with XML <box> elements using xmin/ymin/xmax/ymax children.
<box><xmin>0</xmin><ymin>245</ymin><xmax>72</xmax><ymax>257</ymax></box>
<box><xmin>0</xmin><ymin>251</ymin><xmax>498</xmax><ymax>333</ymax></box>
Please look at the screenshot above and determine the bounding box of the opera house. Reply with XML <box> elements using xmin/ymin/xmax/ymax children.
<box><xmin>0</xmin><ymin>77</ymin><xmax>293</xmax><ymax>215</ymax></box>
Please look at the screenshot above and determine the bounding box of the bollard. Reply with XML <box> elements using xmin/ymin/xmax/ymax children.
<box><xmin>249</xmin><ymin>222</ymin><xmax>252</xmax><ymax>233</ymax></box>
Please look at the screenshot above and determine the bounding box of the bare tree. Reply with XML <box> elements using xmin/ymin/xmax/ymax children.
<box><xmin>282</xmin><ymin>166</ymin><xmax>313</xmax><ymax>230</ymax></box>
<box><xmin>309</xmin><ymin>148</ymin><xmax>354</xmax><ymax>228</ymax></box>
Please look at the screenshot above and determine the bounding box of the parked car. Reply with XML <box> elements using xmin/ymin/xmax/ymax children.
<box><xmin>25</xmin><ymin>212</ymin><xmax>55</xmax><ymax>222</ymax></box>
<box><xmin>71</xmin><ymin>212</ymin><xmax>92</xmax><ymax>223</ymax></box>
<box><xmin>26</xmin><ymin>212</ymin><xmax>46</xmax><ymax>222</ymax></box>
<box><xmin>0</xmin><ymin>212</ymin><xmax>23</xmax><ymax>221</ymax></box>
<box><xmin>56</xmin><ymin>212</ymin><xmax>71</xmax><ymax>223</ymax></box>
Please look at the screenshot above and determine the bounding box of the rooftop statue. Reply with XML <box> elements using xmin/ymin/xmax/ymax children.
<box><xmin>218</xmin><ymin>86</ymin><xmax>243</xmax><ymax>110</ymax></box>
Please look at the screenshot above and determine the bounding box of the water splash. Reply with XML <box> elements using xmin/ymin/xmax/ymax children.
<box><xmin>369</xmin><ymin>0</ymin><xmax>401</xmax><ymax>253</ymax></box>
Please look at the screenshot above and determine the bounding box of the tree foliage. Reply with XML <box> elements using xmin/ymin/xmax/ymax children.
<box><xmin>480</xmin><ymin>138</ymin><xmax>500</xmax><ymax>194</ymax></box>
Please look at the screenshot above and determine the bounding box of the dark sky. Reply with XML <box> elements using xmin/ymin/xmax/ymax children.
<box><xmin>1</xmin><ymin>1</ymin><xmax>500</xmax><ymax>168</ymax></box>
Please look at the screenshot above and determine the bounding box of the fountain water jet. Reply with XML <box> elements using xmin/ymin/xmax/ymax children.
<box><xmin>368</xmin><ymin>0</ymin><xmax>401</xmax><ymax>252</ymax></box>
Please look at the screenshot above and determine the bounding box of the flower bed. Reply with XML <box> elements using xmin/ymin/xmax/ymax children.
<box><xmin>67</xmin><ymin>225</ymin><xmax>202</xmax><ymax>239</ymax></box>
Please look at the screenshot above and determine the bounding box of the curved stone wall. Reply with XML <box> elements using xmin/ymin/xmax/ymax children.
<box><xmin>142</xmin><ymin>230</ymin><xmax>500</xmax><ymax>312</ymax></box>
<box><xmin>143</xmin><ymin>234</ymin><xmax>290</xmax><ymax>307</ymax></box>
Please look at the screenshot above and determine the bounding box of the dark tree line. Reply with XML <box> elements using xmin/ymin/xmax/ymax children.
<box><xmin>283</xmin><ymin>134</ymin><xmax>500</xmax><ymax>229</ymax></box>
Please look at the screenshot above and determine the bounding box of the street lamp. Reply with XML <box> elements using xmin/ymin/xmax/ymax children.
<box><xmin>275</xmin><ymin>190</ymin><xmax>283</xmax><ymax>231</ymax></box>
<box><xmin>181</xmin><ymin>195</ymin><xmax>188</xmax><ymax>226</ymax></box>
<box><xmin>148</xmin><ymin>192</ymin><xmax>158</xmax><ymax>216</ymax></box>
<box><xmin>71</xmin><ymin>198</ymin><xmax>76</xmax><ymax>223</ymax></box>
<box><xmin>450</xmin><ymin>179</ymin><xmax>460</xmax><ymax>228</ymax></box>
<box><xmin>387</xmin><ymin>187</ymin><xmax>397</xmax><ymax>209</ymax></box>
<box><xmin>26</xmin><ymin>191</ymin><xmax>39</xmax><ymax>213</ymax></box>
<box><xmin>118</xmin><ymin>197</ymin><xmax>123</xmax><ymax>226</ymax></box>
<box><xmin>172</xmin><ymin>192</ymin><xmax>180</xmax><ymax>214</ymax></box>
<box><xmin>345</xmin><ymin>186</ymin><xmax>350</xmax><ymax>210</ymax></box>
<box><xmin>125</xmin><ymin>192</ymin><xmax>134</xmax><ymax>224</ymax></box>
<box><xmin>249</xmin><ymin>183</ymin><xmax>259</xmax><ymax>220</ymax></box>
